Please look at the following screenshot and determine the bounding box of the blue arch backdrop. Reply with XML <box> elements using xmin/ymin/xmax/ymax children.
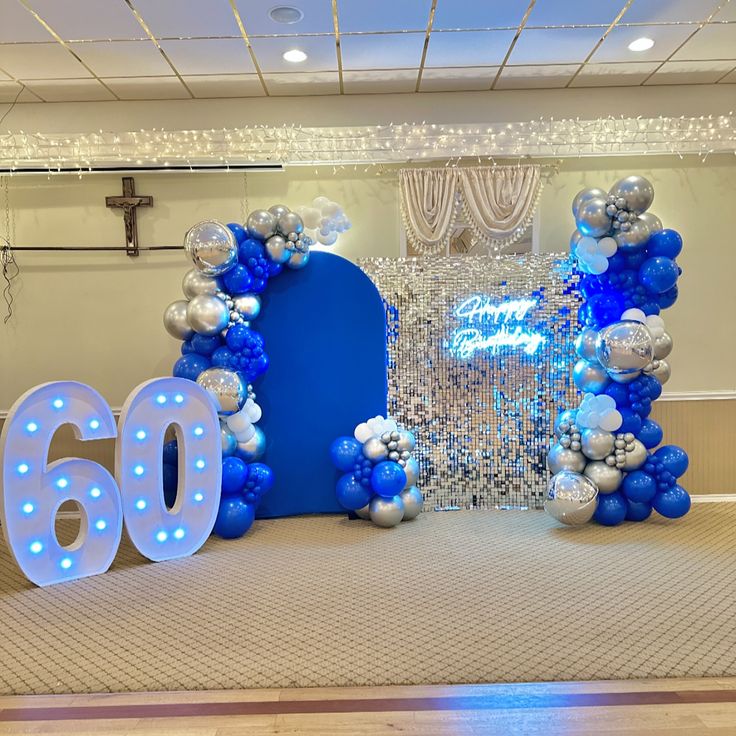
<box><xmin>254</xmin><ymin>251</ymin><xmax>388</xmax><ymax>518</ymax></box>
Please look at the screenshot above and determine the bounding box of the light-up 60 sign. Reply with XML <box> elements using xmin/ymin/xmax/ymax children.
<box><xmin>0</xmin><ymin>378</ymin><xmax>221</xmax><ymax>586</ymax></box>
<box><xmin>450</xmin><ymin>295</ymin><xmax>545</xmax><ymax>359</ymax></box>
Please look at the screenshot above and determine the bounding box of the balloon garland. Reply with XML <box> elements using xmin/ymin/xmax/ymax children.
<box><xmin>330</xmin><ymin>416</ymin><xmax>423</xmax><ymax>528</ymax></box>
<box><xmin>546</xmin><ymin>176</ymin><xmax>691</xmax><ymax>527</ymax></box>
<box><xmin>162</xmin><ymin>201</ymin><xmax>351</xmax><ymax>539</ymax></box>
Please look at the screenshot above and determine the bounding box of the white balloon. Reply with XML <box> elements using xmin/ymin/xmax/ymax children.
<box><xmin>302</xmin><ymin>207</ymin><xmax>321</xmax><ymax>228</ymax></box>
<box><xmin>312</xmin><ymin>196</ymin><xmax>330</xmax><ymax>209</ymax></box>
<box><xmin>323</xmin><ymin>201</ymin><xmax>341</xmax><ymax>217</ymax></box>
<box><xmin>354</xmin><ymin>422</ymin><xmax>373</xmax><ymax>443</ymax></box>
<box><xmin>317</xmin><ymin>230</ymin><xmax>338</xmax><ymax>246</ymax></box>
<box><xmin>599</xmin><ymin>410</ymin><xmax>623</xmax><ymax>432</ymax></box>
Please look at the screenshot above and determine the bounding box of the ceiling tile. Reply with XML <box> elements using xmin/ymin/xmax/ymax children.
<box><xmin>263</xmin><ymin>71</ymin><xmax>340</xmax><ymax>96</ymax></box>
<box><xmin>133</xmin><ymin>0</ymin><xmax>241</xmax><ymax>38</ymax></box>
<box><xmin>70</xmin><ymin>40</ymin><xmax>172</xmax><ymax>77</ymax></box>
<box><xmin>495</xmin><ymin>64</ymin><xmax>579</xmax><ymax>89</ymax></box>
<box><xmin>622</xmin><ymin>0</ymin><xmax>722</xmax><ymax>23</ymax></box>
<box><xmin>159</xmin><ymin>39</ymin><xmax>254</xmax><ymax>75</ymax></box>
<box><xmin>671</xmin><ymin>23</ymin><xmax>736</xmax><ymax>61</ymax></box>
<box><xmin>425</xmin><ymin>31</ymin><xmax>515</xmax><ymax>68</ymax></box>
<box><xmin>591</xmin><ymin>24</ymin><xmax>696</xmax><ymax>63</ymax></box>
<box><xmin>249</xmin><ymin>35</ymin><xmax>337</xmax><ymax>73</ymax></box>
<box><xmin>341</xmin><ymin>32</ymin><xmax>425</xmax><ymax>70</ymax></box>
<box><xmin>29</xmin><ymin>0</ymin><xmax>145</xmax><ymax>41</ymax></box>
<box><xmin>0</xmin><ymin>0</ymin><xmax>54</xmax><ymax>42</ymax></box>
<box><xmin>22</xmin><ymin>77</ymin><xmax>115</xmax><ymax>101</ymax></box>
<box><xmin>508</xmin><ymin>28</ymin><xmax>604</xmax><ymax>65</ymax></box>
<box><xmin>570</xmin><ymin>61</ymin><xmax>659</xmax><ymax>86</ymax></box>
<box><xmin>526</xmin><ymin>0</ymin><xmax>627</xmax><ymax>26</ymax></box>
<box><xmin>419</xmin><ymin>66</ymin><xmax>497</xmax><ymax>91</ymax></box>
<box><xmin>343</xmin><ymin>68</ymin><xmax>417</xmax><ymax>94</ymax></box>
<box><xmin>102</xmin><ymin>76</ymin><xmax>190</xmax><ymax>100</ymax></box>
<box><xmin>0</xmin><ymin>81</ymin><xmax>42</xmax><ymax>102</ymax></box>
<box><xmin>432</xmin><ymin>0</ymin><xmax>530</xmax><ymax>30</ymax></box>
<box><xmin>646</xmin><ymin>59</ymin><xmax>736</xmax><ymax>84</ymax></box>
<box><xmin>0</xmin><ymin>43</ymin><xmax>90</xmax><ymax>79</ymax></box>
<box><xmin>718</xmin><ymin>67</ymin><xmax>736</xmax><ymax>82</ymax></box>
<box><xmin>338</xmin><ymin>0</ymin><xmax>430</xmax><ymax>32</ymax></box>
<box><xmin>184</xmin><ymin>74</ymin><xmax>265</xmax><ymax>98</ymax></box>
<box><xmin>236</xmin><ymin>0</ymin><xmax>334</xmax><ymax>34</ymax></box>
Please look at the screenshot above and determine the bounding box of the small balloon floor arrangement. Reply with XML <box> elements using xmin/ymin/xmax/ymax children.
<box><xmin>546</xmin><ymin>176</ymin><xmax>691</xmax><ymax>527</ymax></box>
<box><xmin>330</xmin><ymin>416</ymin><xmax>423</xmax><ymax>528</ymax></box>
<box><xmin>162</xmin><ymin>200</ymin><xmax>350</xmax><ymax>539</ymax></box>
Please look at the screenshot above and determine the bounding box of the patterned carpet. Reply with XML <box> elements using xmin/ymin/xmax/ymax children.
<box><xmin>1</xmin><ymin>504</ymin><xmax>735</xmax><ymax>695</ymax></box>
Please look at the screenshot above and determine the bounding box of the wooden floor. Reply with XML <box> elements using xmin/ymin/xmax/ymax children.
<box><xmin>2</xmin><ymin>679</ymin><xmax>736</xmax><ymax>735</ymax></box>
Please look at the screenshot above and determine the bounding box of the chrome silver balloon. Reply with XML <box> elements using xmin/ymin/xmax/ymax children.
<box><xmin>182</xmin><ymin>268</ymin><xmax>219</xmax><ymax>299</ymax></box>
<box><xmin>623</xmin><ymin>439</ymin><xmax>647</xmax><ymax>470</ymax></box>
<box><xmin>369</xmin><ymin>495</ymin><xmax>405</xmax><ymax>528</ymax></box>
<box><xmin>547</xmin><ymin>444</ymin><xmax>586</xmax><ymax>474</ymax></box>
<box><xmin>575</xmin><ymin>327</ymin><xmax>599</xmax><ymax>361</ymax></box>
<box><xmin>355</xmin><ymin>504</ymin><xmax>371</xmax><ymax>520</ymax></box>
<box><xmin>265</xmin><ymin>234</ymin><xmax>290</xmax><ymax>264</ymax></box>
<box><xmin>363</xmin><ymin>437</ymin><xmax>388</xmax><ymax>462</ymax></box>
<box><xmin>287</xmin><ymin>251</ymin><xmax>310</xmax><ymax>270</ymax></box>
<box><xmin>609</xmin><ymin>370</ymin><xmax>641</xmax><ymax>384</ymax></box>
<box><xmin>648</xmin><ymin>358</ymin><xmax>671</xmax><ymax>384</ymax></box>
<box><xmin>163</xmin><ymin>300</ymin><xmax>194</xmax><ymax>340</ymax></box>
<box><xmin>573</xmin><ymin>359</ymin><xmax>609</xmax><ymax>393</ymax></box>
<box><xmin>196</xmin><ymin>368</ymin><xmax>246</xmax><ymax>416</ymax></box>
<box><xmin>220</xmin><ymin>421</ymin><xmax>238</xmax><ymax>456</ymax></box>
<box><xmin>184</xmin><ymin>220</ymin><xmax>238</xmax><ymax>276</ymax></box>
<box><xmin>397</xmin><ymin>430</ymin><xmax>416</xmax><ymax>452</ymax></box>
<box><xmin>572</xmin><ymin>187</ymin><xmax>608</xmax><ymax>219</ymax></box>
<box><xmin>554</xmin><ymin>409</ymin><xmax>578</xmax><ymax>437</ymax></box>
<box><xmin>638</xmin><ymin>211</ymin><xmax>663</xmax><ymax>234</ymax></box>
<box><xmin>576</xmin><ymin>197</ymin><xmax>612</xmax><ymax>238</ymax></box>
<box><xmin>581</xmin><ymin>428</ymin><xmax>615</xmax><ymax>461</ymax></box>
<box><xmin>232</xmin><ymin>293</ymin><xmax>261</xmax><ymax>320</ymax></box>
<box><xmin>403</xmin><ymin>456</ymin><xmax>419</xmax><ymax>487</ymax></box>
<box><xmin>247</xmin><ymin>209</ymin><xmax>277</xmax><ymax>240</ymax></box>
<box><xmin>400</xmin><ymin>486</ymin><xmax>423</xmax><ymax>520</ymax></box>
<box><xmin>596</xmin><ymin>320</ymin><xmax>654</xmax><ymax>375</ymax></box>
<box><xmin>235</xmin><ymin>425</ymin><xmax>266</xmax><ymax>462</ymax></box>
<box><xmin>268</xmin><ymin>204</ymin><xmax>290</xmax><ymax>220</ymax></box>
<box><xmin>570</xmin><ymin>229</ymin><xmax>583</xmax><ymax>252</ymax></box>
<box><xmin>583</xmin><ymin>461</ymin><xmax>622</xmax><ymax>493</ymax></box>
<box><xmin>614</xmin><ymin>218</ymin><xmax>650</xmax><ymax>250</ymax></box>
<box><xmin>544</xmin><ymin>470</ymin><xmax>599</xmax><ymax>526</ymax></box>
<box><xmin>653</xmin><ymin>331</ymin><xmax>673</xmax><ymax>360</ymax></box>
<box><xmin>609</xmin><ymin>175</ymin><xmax>654</xmax><ymax>214</ymax></box>
<box><xmin>277</xmin><ymin>211</ymin><xmax>304</xmax><ymax>236</ymax></box>
<box><xmin>186</xmin><ymin>294</ymin><xmax>229</xmax><ymax>336</ymax></box>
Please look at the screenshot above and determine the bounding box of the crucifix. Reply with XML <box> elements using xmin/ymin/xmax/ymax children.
<box><xmin>105</xmin><ymin>177</ymin><xmax>153</xmax><ymax>257</ymax></box>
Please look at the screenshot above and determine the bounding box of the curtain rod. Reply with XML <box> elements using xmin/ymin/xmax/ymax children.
<box><xmin>7</xmin><ymin>245</ymin><xmax>182</xmax><ymax>252</ymax></box>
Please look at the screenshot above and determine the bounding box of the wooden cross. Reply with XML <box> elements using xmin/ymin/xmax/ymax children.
<box><xmin>105</xmin><ymin>176</ymin><xmax>153</xmax><ymax>257</ymax></box>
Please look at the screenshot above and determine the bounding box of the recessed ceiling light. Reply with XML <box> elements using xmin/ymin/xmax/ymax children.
<box><xmin>269</xmin><ymin>5</ymin><xmax>304</xmax><ymax>24</ymax></box>
<box><xmin>283</xmin><ymin>48</ymin><xmax>308</xmax><ymax>63</ymax></box>
<box><xmin>628</xmin><ymin>37</ymin><xmax>654</xmax><ymax>52</ymax></box>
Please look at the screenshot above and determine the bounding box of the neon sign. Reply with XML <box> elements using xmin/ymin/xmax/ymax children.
<box><xmin>450</xmin><ymin>295</ymin><xmax>545</xmax><ymax>358</ymax></box>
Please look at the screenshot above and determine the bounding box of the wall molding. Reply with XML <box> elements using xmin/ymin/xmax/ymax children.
<box><xmin>659</xmin><ymin>390</ymin><xmax>736</xmax><ymax>402</ymax></box>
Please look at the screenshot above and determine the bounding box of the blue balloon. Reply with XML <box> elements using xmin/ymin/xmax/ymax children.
<box><xmin>637</xmin><ymin>419</ymin><xmax>663</xmax><ymax>449</ymax></box>
<box><xmin>618</xmin><ymin>408</ymin><xmax>642</xmax><ymax>435</ymax></box>
<box><xmin>641</xmin><ymin>300</ymin><xmax>661</xmax><ymax>316</ymax></box>
<box><xmin>657</xmin><ymin>285</ymin><xmax>679</xmax><ymax>309</ymax></box>
<box><xmin>625</xmin><ymin>499</ymin><xmax>652</xmax><ymax>522</ymax></box>
<box><xmin>654</xmin><ymin>445</ymin><xmax>689</xmax><ymax>478</ymax></box>
<box><xmin>604</xmin><ymin>382</ymin><xmax>630</xmax><ymax>407</ymax></box>
<box><xmin>162</xmin><ymin>463</ymin><xmax>178</xmax><ymax>509</ymax></box>
<box><xmin>191</xmin><ymin>333</ymin><xmax>222</xmax><ymax>356</ymax></box>
<box><xmin>638</xmin><ymin>373</ymin><xmax>662</xmax><ymax>401</ymax></box>
<box><xmin>622</xmin><ymin>470</ymin><xmax>657</xmax><ymax>503</ymax></box>
<box><xmin>652</xmin><ymin>484</ymin><xmax>691</xmax><ymax>519</ymax></box>
<box><xmin>214</xmin><ymin>497</ymin><xmax>255</xmax><ymax>539</ymax></box>
<box><xmin>244</xmin><ymin>462</ymin><xmax>274</xmax><ymax>495</ymax></box>
<box><xmin>181</xmin><ymin>340</ymin><xmax>195</xmax><ymax>355</ymax></box>
<box><xmin>646</xmin><ymin>228</ymin><xmax>682</xmax><ymax>259</ymax></box>
<box><xmin>330</xmin><ymin>436</ymin><xmax>363</xmax><ymax>472</ymax></box>
<box><xmin>579</xmin><ymin>275</ymin><xmax>605</xmax><ymax>300</ymax></box>
<box><xmin>624</xmin><ymin>251</ymin><xmax>647</xmax><ymax>270</ymax></box>
<box><xmin>336</xmin><ymin>473</ymin><xmax>372</xmax><ymax>510</ymax></box>
<box><xmin>162</xmin><ymin>440</ymin><xmax>178</xmax><ymax>466</ymax></box>
<box><xmin>587</xmin><ymin>291</ymin><xmax>625</xmax><ymax>329</ymax></box>
<box><xmin>606</xmin><ymin>253</ymin><xmax>627</xmax><ymax>273</ymax></box>
<box><xmin>370</xmin><ymin>461</ymin><xmax>408</xmax><ymax>498</ymax></box>
<box><xmin>222</xmin><ymin>456</ymin><xmax>248</xmax><ymax>494</ymax></box>
<box><xmin>221</xmin><ymin>263</ymin><xmax>254</xmax><ymax>295</ymax></box>
<box><xmin>173</xmin><ymin>353</ymin><xmax>210</xmax><ymax>381</ymax></box>
<box><xmin>238</xmin><ymin>238</ymin><xmax>266</xmax><ymax>262</ymax></box>
<box><xmin>211</xmin><ymin>346</ymin><xmax>234</xmax><ymax>368</ymax></box>
<box><xmin>227</xmin><ymin>222</ymin><xmax>247</xmax><ymax>243</ymax></box>
<box><xmin>639</xmin><ymin>256</ymin><xmax>679</xmax><ymax>294</ymax></box>
<box><xmin>225</xmin><ymin>323</ymin><xmax>251</xmax><ymax>352</ymax></box>
<box><xmin>593</xmin><ymin>491</ymin><xmax>627</xmax><ymax>526</ymax></box>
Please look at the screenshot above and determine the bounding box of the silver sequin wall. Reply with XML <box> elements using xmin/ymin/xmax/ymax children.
<box><xmin>359</xmin><ymin>254</ymin><xmax>582</xmax><ymax>510</ymax></box>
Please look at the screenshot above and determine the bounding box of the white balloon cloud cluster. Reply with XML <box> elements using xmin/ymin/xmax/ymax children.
<box><xmin>576</xmin><ymin>394</ymin><xmax>622</xmax><ymax>432</ymax></box>
<box><xmin>296</xmin><ymin>196</ymin><xmax>351</xmax><ymax>247</ymax></box>
<box><xmin>574</xmin><ymin>236</ymin><xmax>617</xmax><ymax>275</ymax></box>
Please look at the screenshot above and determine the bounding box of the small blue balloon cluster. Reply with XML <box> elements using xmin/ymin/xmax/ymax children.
<box><xmin>330</xmin><ymin>415</ymin><xmax>423</xmax><ymax>528</ymax></box>
<box><xmin>546</xmin><ymin>176</ymin><xmax>690</xmax><ymax>527</ymax></box>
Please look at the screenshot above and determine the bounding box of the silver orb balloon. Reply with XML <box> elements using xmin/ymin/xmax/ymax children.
<box><xmin>576</xmin><ymin>197</ymin><xmax>612</xmax><ymax>238</ymax></box>
<box><xmin>247</xmin><ymin>209</ymin><xmax>277</xmax><ymax>240</ymax></box>
<box><xmin>163</xmin><ymin>300</ymin><xmax>194</xmax><ymax>340</ymax></box>
<box><xmin>186</xmin><ymin>294</ymin><xmax>229</xmax><ymax>336</ymax></box>
<box><xmin>355</xmin><ymin>504</ymin><xmax>371</xmax><ymax>520</ymax></box>
<box><xmin>196</xmin><ymin>368</ymin><xmax>246</xmax><ymax>416</ymax></box>
<box><xmin>547</xmin><ymin>444</ymin><xmax>587</xmax><ymax>474</ymax></box>
<box><xmin>614</xmin><ymin>218</ymin><xmax>650</xmax><ymax>251</ymax></box>
<box><xmin>369</xmin><ymin>495</ymin><xmax>405</xmax><ymax>528</ymax></box>
<box><xmin>572</xmin><ymin>187</ymin><xmax>608</xmax><ymax>219</ymax></box>
<box><xmin>623</xmin><ymin>439</ymin><xmax>647</xmax><ymax>470</ymax></box>
<box><xmin>609</xmin><ymin>175</ymin><xmax>654</xmax><ymax>214</ymax></box>
<box><xmin>638</xmin><ymin>211</ymin><xmax>663</xmax><ymax>234</ymax></box>
<box><xmin>554</xmin><ymin>409</ymin><xmax>578</xmax><ymax>437</ymax></box>
<box><xmin>595</xmin><ymin>320</ymin><xmax>654</xmax><ymax>375</ymax></box>
<box><xmin>573</xmin><ymin>359</ymin><xmax>610</xmax><ymax>393</ymax></box>
<box><xmin>182</xmin><ymin>268</ymin><xmax>219</xmax><ymax>299</ymax></box>
<box><xmin>220</xmin><ymin>421</ymin><xmax>238</xmax><ymax>456</ymax></box>
<box><xmin>653</xmin><ymin>331</ymin><xmax>673</xmax><ymax>360</ymax></box>
<box><xmin>403</xmin><ymin>456</ymin><xmax>419</xmax><ymax>487</ymax></box>
<box><xmin>649</xmin><ymin>358</ymin><xmax>671</xmax><ymax>384</ymax></box>
<box><xmin>575</xmin><ymin>327</ymin><xmax>599</xmax><ymax>361</ymax></box>
<box><xmin>544</xmin><ymin>470</ymin><xmax>599</xmax><ymax>526</ymax></box>
<box><xmin>570</xmin><ymin>228</ymin><xmax>584</xmax><ymax>252</ymax></box>
<box><xmin>268</xmin><ymin>204</ymin><xmax>290</xmax><ymax>220</ymax></box>
<box><xmin>397</xmin><ymin>430</ymin><xmax>416</xmax><ymax>452</ymax></box>
<box><xmin>235</xmin><ymin>425</ymin><xmax>266</xmax><ymax>462</ymax></box>
<box><xmin>287</xmin><ymin>251</ymin><xmax>310</xmax><ymax>270</ymax></box>
<box><xmin>277</xmin><ymin>211</ymin><xmax>304</xmax><ymax>236</ymax></box>
<box><xmin>584</xmin><ymin>461</ymin><xmax>622</xmax><ymax>493</ymax></box>
<box><xmin>265</xmin><ymin>234</ymin><xmax>290</xmax><ymax>264</ymax></box>
<box><xmin>184</xmin><ymin>220</ymin><xmax>238</xmax><ymax>276</ymax></box>
<box><xmin>232</xmin><ymin>293</ymin><xmax>261</xmax><ymax>320</ymax></box>
<box><xmin>400</xmin><ymin>486</ymin><xmax>423</xmax><ymax>520</ymax></box>
<box><xmin>363</xmin><ymin>437</ymin><xmax>389</xmax><ymax>462</ymax></box>
<box><xmin>581</xmin><ymin>428</ymin><xmax>615</xmax><ymax>461</ymax></box>
<box><xmin>609</xmin><ymin>370</ymin><xmax>641</xmax><ymax>384</ymax></box>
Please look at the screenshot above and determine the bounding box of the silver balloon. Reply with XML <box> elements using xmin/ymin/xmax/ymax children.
<box><xmin>572</xmin><ymin>187</ymin><xmax>608</xmax><ymax>219</ymax></box>
<box><xmin>247</xmin><ymin>209</ymin><xmax>276</xmax><ymax>240</ymax></box>
<box><xmin>403</xmin><ymin>456</ymin><xmax>419</xmax><ymax>487</ymax></box>
<box><xmin>554</xmin><ymin>409</ymin><xmax>578</xmax><ymax>437</ymax></box>
<box><xmin>369</xmin><ymin>495</ymin><xmax>405</xmax><ymax>528</ymax></box>
<box><xmin>623</xmin><ymin>439</ymin><xmax>647</xmax><ymax>470</ymax></box>
<box><xmin>573</xmin><ymin>359</ymin><xmax>610</xmax><ymax>393</ymax></box>
<box><xmin>547</xmin><ymin>444</ymin><xmax>586</xmax><ymax>474</ymax></box>
<box><xmin>232</xmin><ymin>293</ymin><xmax>261</xmax><ymax>320</ymax></box>
<box><xmin>653</xmin><ymin>331</ymin><xmax>673</xmax><ymax>360</ymax></box>
<box><xmin>287</xmin><ymin>251</ymin><xmax>310</xmax><ymax>270</ymax></box>
<box><xmin>614</xmin><ymin>218</ymin><xmax>651</xmax><ymax>250</ymax></box>
<box><xmin>196</xmin><ymin>368</ymin><xmax>246</xmax><ymax>415</ymax></box>
<box><xmin>220</xmin><ymin>421</ymin><xmax>238</xmax><ymax>456</ymax></box>
<box><xmin>363</xmin><ymin>437</ymin><xmax>388</xmax><ymax>462</ymax></box>
<box><xmin>576</xmin><ymin>197</ymin><xmax>612</xmax><ymax>238</ymax></box>
<box><xmin>400</xmin><ymin>486</ymin><xmax>423</xmax><ymax>520</ymax></box>
<box><xmin>648</xmin><ymin>358</ymin><xmax>671</xmax><ymax>384</ymax></box>
<box><xmin>397</xmin><ymin>430</ymin><xmax>416</xmax><ymax>452</ymax></box>
<box><xmin>596</xmin><ymin>320</ymin><xmax>653</xmax><ymax>375</ymax></box>
<box><xmin>277</xmin><ymin>211</ymin><xmax>304</xmax><ymax>236</ymax></box>
<box><xmin>609</xmin><ymin>175</ymin><xmax>654</xmax><ymax>214</ymax></box>
<box><xmin>581</xmin><ymin>428</ymin><xmax>615</xmax><ymax>461</ymax></box>
<box><xmin>184</xmin><ymin>220</ymin><xmax>238</xmax><ymax>276</ymax></box>
<box><xmin>544</xmin><ymin>470</ymin><xmax>599</xmax><ymax>526</ymax></box>
<box><xmin>609</xmin><ymin>370</ymin><xmax>641</xmax><ymax>384</ymax></box>
<box><xmin>235</xmin><ymin>426</ymin><xmax>266</xmax><ymax>461</ymax></box>
<box><xmin>638</xmin><ymin>211</ymin><xmax>663</xmax><ymax>234</ymax></box>
<box><xmin>163</xmin><ymin>300</ymin><xmax>194</xmax><ymax>340</ymax></box>
<box><xmin>186</xmin><ymin>294</ymin><xmax>229</xmax><ymax>336</ymax></box>
<box><xmin>265</xmin><ymin>234</ymin><xmax>290</xmax><ymax>264</ymax></box>
<box><xmin>268</xmin><ymin>204</ymin><xmax>290</xmax><ymax>220</ymax></box>
<box><xmin>575</xmin><ymin>328</ymin><xmax>599</xmax><ymax>361</ymax></box>
<box><xmin>583</xmin><ymin>461</ymin><xmax>622</xmax><ymax>493</ymax></box>
<box><xmin>182</xmin><ymin>268</ymin><xmax>219</xmax><ymax>299</ymax></box>
<box><xmin>570</xmin><ymin>229</ymin><xmax>584</xmax><ymax>252</ymax></box>
<box><xmin>355</xmin><ymin>504</ymin><xmax>371</xmax><ymax>520</ymax></box>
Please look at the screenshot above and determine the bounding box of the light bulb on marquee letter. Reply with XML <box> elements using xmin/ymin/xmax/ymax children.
<box><xmin>0</xmin><ymin>382</ymin><xmax>122</xmax><ymax>586</ymax></box>
<box><xmin>115</xmin><ymin>378</ymin><xmax>221</xmax><ymax>562</ymax></box>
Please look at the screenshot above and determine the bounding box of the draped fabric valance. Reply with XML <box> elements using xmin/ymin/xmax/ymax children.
<box><xmin>399</xmin><ymin>165</ymin><xmax>546</xmax><ymax>255</ymax></box>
